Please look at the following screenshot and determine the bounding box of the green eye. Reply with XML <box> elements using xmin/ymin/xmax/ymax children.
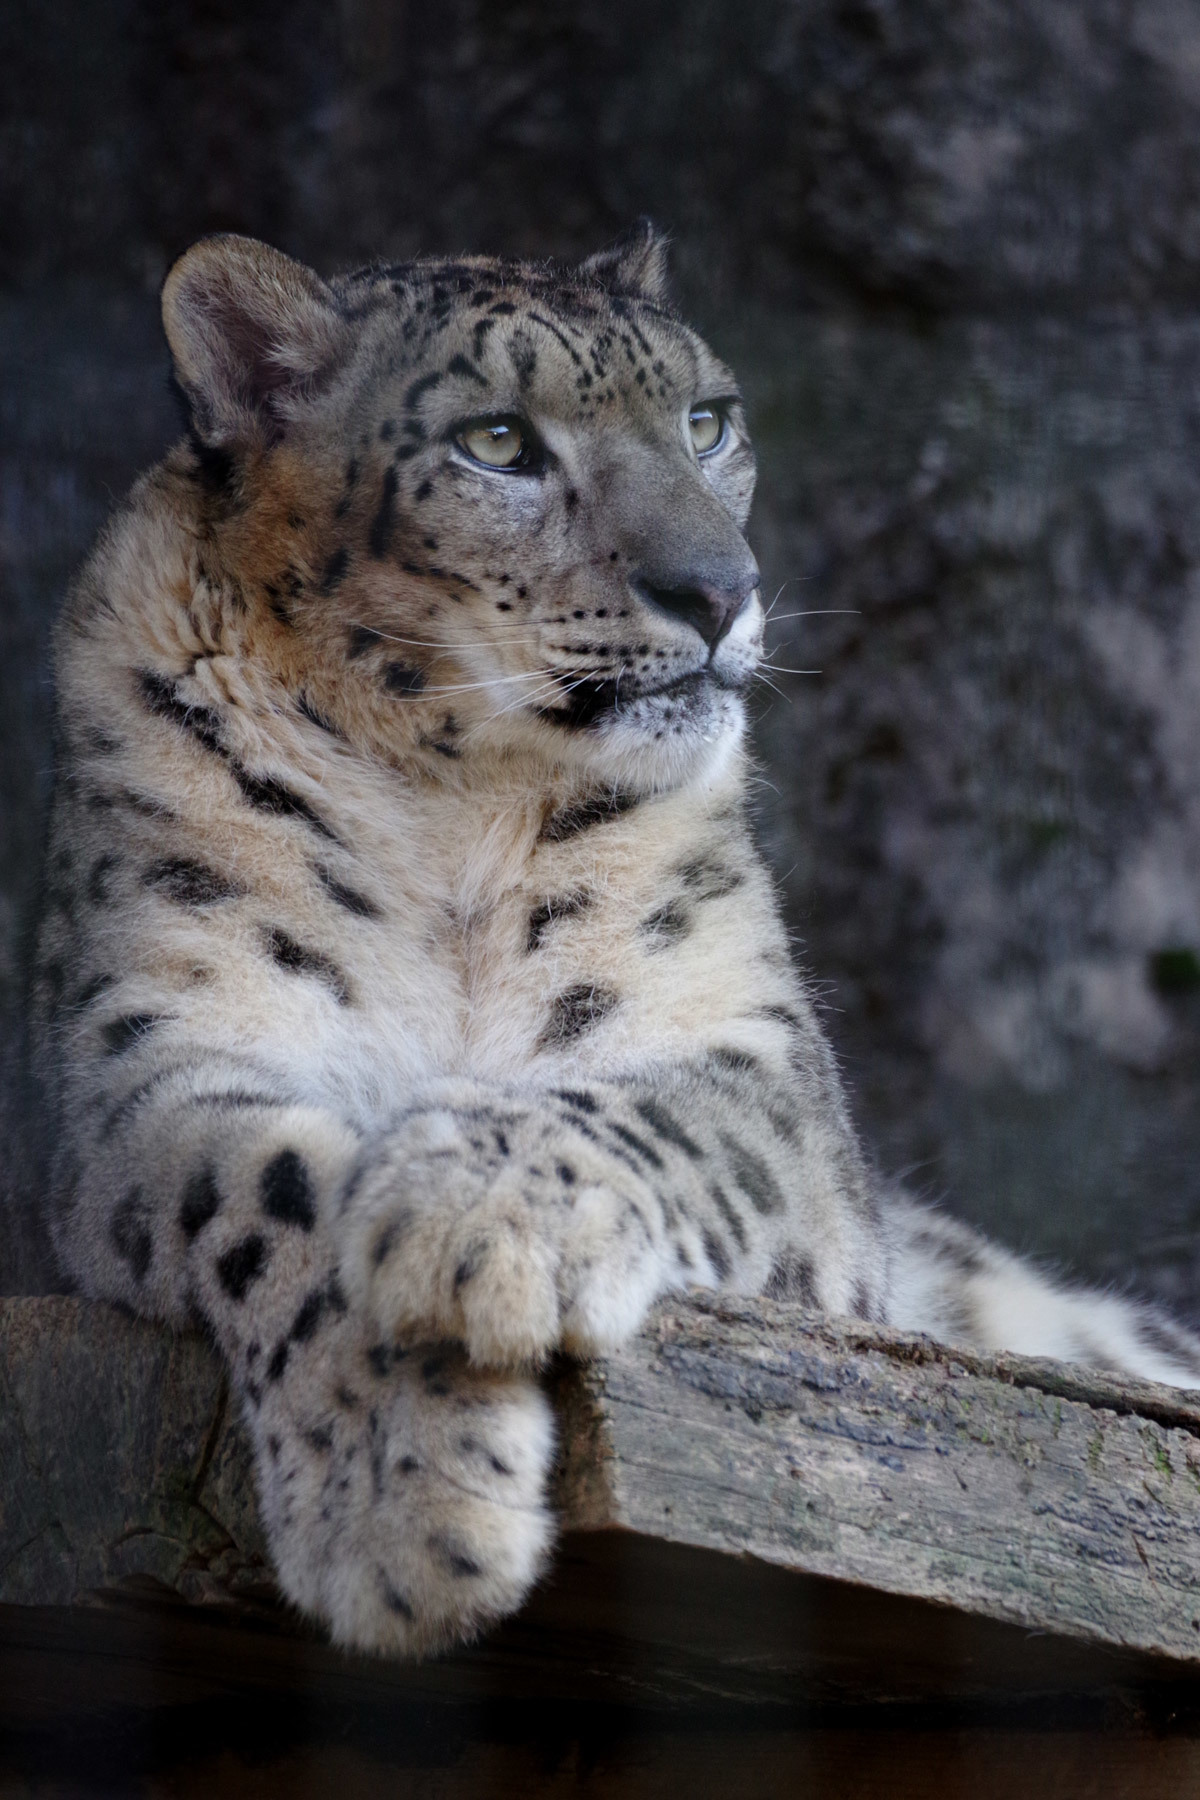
<box><xmin>688</xmin><ymin>403</ymin><xmax>725</xmax><ymax>455</ymax></box>
<box><xmin>459</xmin><ymin>418</ymin><xmax>528</xmax><ymax>469</ymax></box>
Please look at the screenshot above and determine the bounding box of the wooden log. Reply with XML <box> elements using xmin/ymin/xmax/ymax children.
<box><xmin>3</xmin><ymin>1291</ymin><xmax>1200</xmax><ymax>1670</ymax></box>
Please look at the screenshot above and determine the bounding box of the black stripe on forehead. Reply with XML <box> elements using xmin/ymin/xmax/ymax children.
<box><xmin>527</xmin><ymin>312</ymin><xmax>586</xmax><ymax>368</ymax></box>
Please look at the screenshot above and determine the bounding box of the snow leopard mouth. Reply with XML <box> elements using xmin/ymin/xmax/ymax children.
<box><xmin>534</xmin><ymin>666</ymin><xmax>749</xmax><ymax>731</ymax></box>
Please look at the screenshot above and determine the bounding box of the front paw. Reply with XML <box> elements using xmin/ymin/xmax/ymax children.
<box><xmin>338</xmin><ymin>1103</ymin><xmax>670</xmax><ymax>1364</ymax></box>
<box><xmin>257</xmin><ymin>1339</ymin><xmax>555</xmax><ymax>1656</ymax></box>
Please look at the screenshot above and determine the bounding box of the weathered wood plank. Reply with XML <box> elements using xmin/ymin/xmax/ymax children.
<box><xmin>556</xmin><ymin>1293</ymin><xmax>1200</xmax><ymax>1663</ymax></box>
<box><xmin>4</xmin><ymin>1293</ymin><xmax>1200</xmax><ymax>1669</ymax></box>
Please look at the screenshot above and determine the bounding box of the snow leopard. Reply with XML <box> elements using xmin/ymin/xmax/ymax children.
<box><xmin>28</xmin><ymin>221</ymin><xmax>1200</xmax><ymax>1656</ymax></box>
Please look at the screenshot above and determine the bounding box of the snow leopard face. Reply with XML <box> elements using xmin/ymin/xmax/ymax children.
<box><xmin>163</xmin><ymin>223</ymin><xmax>762</xmax><ymax>790</ymax></box>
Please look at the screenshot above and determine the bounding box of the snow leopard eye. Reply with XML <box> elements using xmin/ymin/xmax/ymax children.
<box><xmin>688</xmin><ymin>403</ymin><xmax>726</xmax><ymax>456</ymax></box>
<box><xmin>458</xmin><ymin>416</ymin><xmax>536</xmax><ymax>470</ymax></box>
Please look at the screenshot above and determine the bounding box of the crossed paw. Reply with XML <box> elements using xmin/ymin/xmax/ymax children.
<box><xmin>337</xmin><ymin>1089</ymin><xmax>675</xmax><ymax>1365</ymax></box>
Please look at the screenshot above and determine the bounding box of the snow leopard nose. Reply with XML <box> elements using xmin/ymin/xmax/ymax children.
<box><xmin>633</xmin><ymin>559</ymin><xmax>760</xmax><ymax>649</ymax></box>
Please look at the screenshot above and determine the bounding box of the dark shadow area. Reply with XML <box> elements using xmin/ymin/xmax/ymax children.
<box><xmin>5</xmin><ymin>1537</ymin><xmax>1200</xmax><ymax>1796</ymax></box>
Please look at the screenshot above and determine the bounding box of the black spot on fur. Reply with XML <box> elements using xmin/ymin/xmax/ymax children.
<box><xmin>232</xmin><ymin>766</ymin><xmax>342</xmax><ymax>844</ymax></box>
<box><xmin>312</xmin><ymin>862</ymin><xmax>382</xmax><ymax>920</ymax></box>
<box><xmin>296</xmin><ymin>692</ymin><xmax>347</xmax><ymax>739</ymax></box>
<box><xmin>526</xmin><ymin>890</ymin><xmax>591</xmax><ymax>952</ymax></box>
<box><xmin>371</xmin><ymin>1220</ymin><xmax>400</xmax><ymax>1268</ymax></box>
<box><xmin>764</xmin><ymin>1252</ymin><xmax>817</xmax><ymax>1305</ymax></box>
<box><xmin>306</xmin><ymin>1424</ymin><xmax>334</xmax><ymax>1452</ymax></box>
<box><xmin>348</xmin><ymin>623</ymin><xmax>383</xmax><ymax>658</ymax></box>
<box><xmin>102</xmin><ymin>1013</ymin><xmax>163</xmax><ymax>1055</ymax></box>
<box><xmin>709</xmin><ymin>1047</ymin><xmax>761</xmax><ymax>1076</ymax></box>
<box><xmin>447</xmin><ymin>352</ymin><xmax>486</xmax><ymax>385</ymax></box>
<box><xmin>536</xmin><ymin>984</ymin><xmax>618</xmax><ymax>1049</ymax></box>
<box><xmin>87</xmin><ymin>852</ymin><xmax>119</xmax><ymax>906</ymax></box>
<box><xmin>528</xmin><ymin>311</ymin><xmax>584</xmax><ymax>367</ymax></box>
<box><xmin>452</xmin><ymin>1234</ymin><xmax>493</xmax><ymax>1295</ymax></box>
<box><xmin>384</xmin><ymin>662</ymin><xmax>425</xmax><ymax>694</ymax></box>
<box><xmin>910</xmin><ymin>1227</ymin><xmax>985</xmax><ymax>1278</ymax></box>
<box><xmin>144</xmin><ymin>857</ymin><xmax>242</xmax><ymax>906</ymax></box>
<box><xmin>138</xmin><ymin>670</ymin><xmax>224</xmax><ymax>757</ymax></box>
<box><xmin>74</xmin><ymin>972</ymin><xmax>115</xmax><ymax>1010</ymax></box>
<box><xmin>291</xmin><ymin>1286</ymin><xmax>329</xmax><ymax>1344</ymax></box>
<box><xmin>539</xmin><ymin>789</ymin><xmax>640</xmax><ymax>843</ymax></box>
<box><xmin>265</xmin><ymin>583</ymin><xmax>293</xmax><ymax>627</ymax></box>
<box><xmin>639</xmin><ymin>899</ymin><xmax>691</xmax><ymax>948</ymax></box>
<box><xmin>556</xmin><ymin>1088</ymin><xmax>598</xmax><ymax>1113</ymax></box>
<box><xmin>419</xmin><ymin>725</ymin><xmax>463</xmax><ymax>759</ymax></box>
<box><xmin>264</xmin><ymin>926</ymin><xmax>351</xmax><ymax>1005</ymax></box>
<box><xmin>607</xmin><ymin>1121</ymin><xmax>664</xmax><ymax>1169</ymax></box>
<box><xmin>261</xmin><ymin>1149</ymin><xmax>316</xmax><ymax>1230</ymax></box>
<box><xmin>180</xmin><ymin>1167</ymin><xmax>222</xmax><ymax>1241</ymax></box>
<box><xmin>851</xmin><ymin>1281</ymin><xmax>875</xmax><ymax>1321</ymax></box>
<box><xmin>677</xmin><ymin>855</ymin><xmax>745</xmax><ymax>902</ymax></box>
<box><xmin>369</xmin><ymin>465</ymin><xmax>398</xmax><ymax>558</ymax></box>
<box><xmin>428</xmin><ymin>1532</ymin><xmax>483</xmax><ymax>1579</ymax></box>
<box><xmin>422</xmin><ymin>1352</ymin><xmax>453</xmax><ymax>1396</ymax></box>
<box><xmin>701</xmin><ymin>1228</ymin><xmax>731</xmax><ymax>1281</ymax></box>
<box><xmin>188</xmin><ymin>1090</ymin><xmax>286</xmax><ymax>1112</ymax></box>
<box><xmin>633</xmin><ymin>1099</ymin><xmax>702</xmax><ymax>1160</ymax></box>
<box><xmin>381</xmin><ymin>1576</ymin><xmax>415</xmax><ymax>1619</ymax></box>
<box><xmin>719</xmin><ymin>1133</ymin><xmax>785</xmax><ymax>1216</ymax></box>
<box><xmin>319</xmin><ymin>546</ymin><xmax>350</xmax><ymax>593</ymax></box>
<box><xmin>110</xmin><ymin>1188</ymin><xmax>152</xmax><ymax>1282</ymax></box>
<box><xmin>86</xmin><ymin>786</ymin><xmax>178</xmax><ymax>822</ymax></box>
<box><xmin>1137</xmin><ymin>1317</ymin><xmax>1200</xmax><ymax>1369</ymax></box>
<box><xmin>759</xmin><ymin>1003</ymin><xmax>803</xmax><ymax>1030</ymax></box>
<box><xmin>217</xmin><ymin>1233</ymin><xmax>268</xmax><ymax>1302</ymax></box>
<box><xmin>267</xmin><ymin>1342</ymin><xmax>289</xmax><ymax>1382</ymax></box>
<box><xmin>404</xmin><ymin>370</ymin><xmax>444</xmax><ymax>408</ymax></box>
<box><xmin>708</xmin><ymin>1181</ymin><xmax>749</xmax><ymax>1253</ymax></box>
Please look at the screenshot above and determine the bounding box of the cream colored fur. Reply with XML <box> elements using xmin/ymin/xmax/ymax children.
<box><xmin>30</xmin><ymin>228</ymin><xmax>1200</xmax><ymax>1656</ymax></box>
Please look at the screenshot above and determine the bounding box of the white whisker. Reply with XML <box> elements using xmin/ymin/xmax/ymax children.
<box><xmin>348</xmin><ymin>621</ymin><xmax>547</xmax><ymax>652</ymax></box>
<box><xmin>764</xmin><ymin>609</ymin><xmax>860</xmax><ymax>624</ymax></box>
<box><xmin>378</xmin><ymin>669</ymin><xmax>553</xmax><ymax>701</ymax></box>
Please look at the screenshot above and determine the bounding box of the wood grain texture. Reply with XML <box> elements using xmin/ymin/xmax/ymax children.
<box><xmin>4</xmin><ymin>1292</ymin><xmax>1200</xmax><ymax>1668</ymax></box>
<box><xmin>554</xmin><ymin>1292</ymin><xmax>1200</xmax><ymax>1663</ymax></box>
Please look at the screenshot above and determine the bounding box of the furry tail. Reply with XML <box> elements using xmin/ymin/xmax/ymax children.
<box><xmin>883</xmin><ymin>1192</ymin><xmax>1200</xmax><ymax>1390</ymax></box>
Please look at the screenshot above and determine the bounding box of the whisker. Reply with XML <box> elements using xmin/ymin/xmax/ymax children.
<box><xmin>348</xmin><ymin>621</ymin><xmax>547</xmax><ymax>652</ymax></box>
<box><xmin>763</xmin><ymin>578</ymin><xmax>817</xmax><ymax>620</ymax></box>
<box><xmin>484</xmin><ymin>670</ymin><xmax>587</xmax><ymax>722</ymax></box>
<box><xmin>377</xmin><ymin>669</ymin><xmax>553</xmax><ymax>701</ymax></box>
<box><xmin>764</xmin><ymin>609</ymin><xmax>860</xmax><ymax>624</ymax></box>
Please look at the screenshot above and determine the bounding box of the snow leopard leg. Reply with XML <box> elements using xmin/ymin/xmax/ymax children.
<box><xmin>339</xmin><ymin>1055</ymin><xmax>887</xmax><ymax>1366</ymax></box>
<box><xmin>49</xmin><ymin>1054</ymin><xmax>554</xmax><ymax>1654</ymax></box>
<box><xmin>884</xmin><ymin>1193</ymin><xmax>1200</xmax><ymax>1389</ymax></box>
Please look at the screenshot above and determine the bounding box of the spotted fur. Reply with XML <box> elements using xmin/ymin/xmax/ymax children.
<box><xmin>30</xmin><ymin>224</ymin><xmax>1200</xmax><ymax>1658</ymax></box>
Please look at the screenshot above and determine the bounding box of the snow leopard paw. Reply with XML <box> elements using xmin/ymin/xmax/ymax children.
<box><xmin>254</xmin><ymin>1328</ymin><xmax>555</xmax><ymax>1656</ymax></box>
<box><xmin>337</xmin><ymin>1094</ymin><xmax>675</xmax><ymax>1365</ymax></box>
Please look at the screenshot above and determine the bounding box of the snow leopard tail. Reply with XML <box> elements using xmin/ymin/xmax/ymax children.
<box><xmin>883</xmin><ymin>1192</ymin><xmax>1200</xmax><ymax>1391</ymax></box>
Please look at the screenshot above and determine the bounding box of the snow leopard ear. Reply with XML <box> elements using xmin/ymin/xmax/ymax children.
<box><xmin>580</xmin><ymin>219</ymin><xmax>673</xmax><ymax>305</ymax></box>
<box><xmin>162</xmin><ymin>235</ymin><xmax>347</xmax><ymax>450</ymax></box>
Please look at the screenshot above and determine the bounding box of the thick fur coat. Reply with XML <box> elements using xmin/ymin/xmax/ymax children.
<box><xmin>31</xmin><ymin>226</ymin><xmax>1200</xmax><ymax>1653</ymax></box>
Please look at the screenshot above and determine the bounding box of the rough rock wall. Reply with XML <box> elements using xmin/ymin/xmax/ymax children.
<box><xmin>2</xmin><ymin>0</ymin><xmax>1198</xmax><ymax>1310</ymax></box>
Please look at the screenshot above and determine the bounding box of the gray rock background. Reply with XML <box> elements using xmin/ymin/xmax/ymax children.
<box><xmin>2</xmin><ymin>0</ymin><xmax>1199</xmax><ymax>1312</ymax></box>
